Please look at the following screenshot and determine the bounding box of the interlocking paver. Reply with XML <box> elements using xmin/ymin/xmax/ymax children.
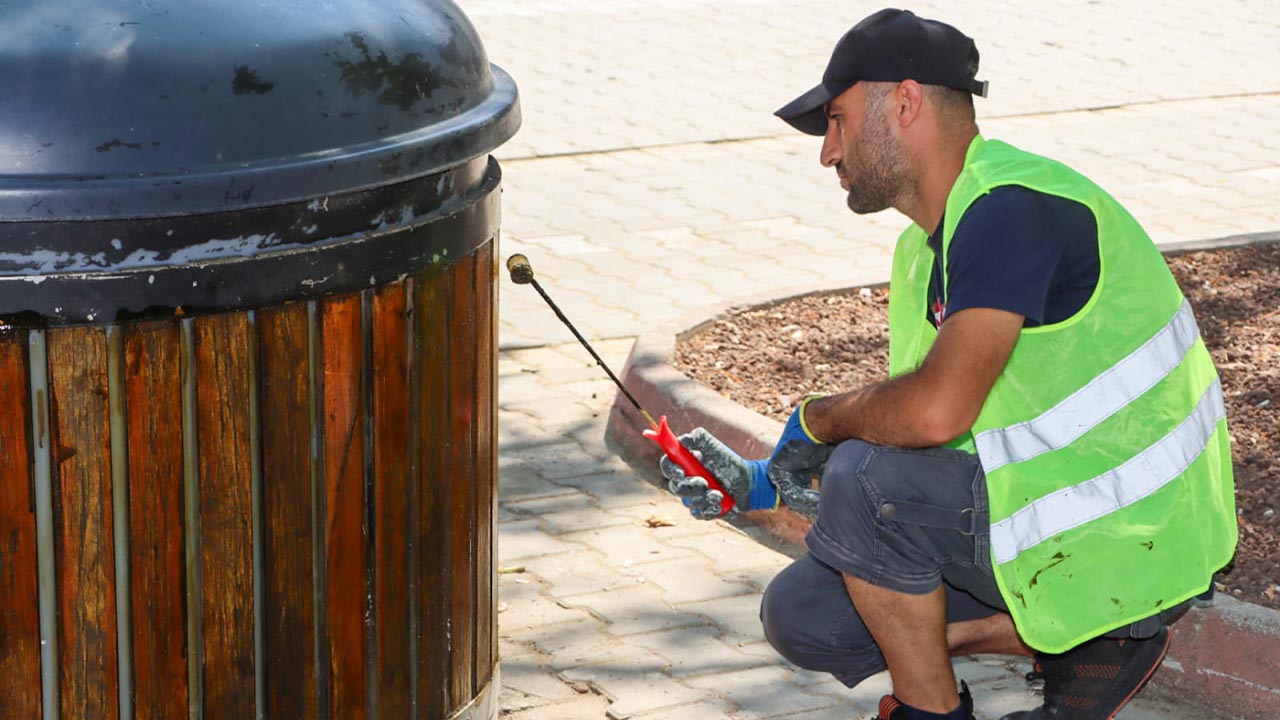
<box><xmin>498</xmin><ymin>519</ymin><xmax>582</xmax><ymax>563</ymax></box>
<box><xmin>676</xmin><ymin>594</ymin><xmax>772</xmax><ymax>646</ymax></box>
<box><xmin>627</xmin><ymin>625</ymin><xmax>771</xmax><ymax>678</ymax></box>
<box><xmin>498</xmin><ymin>462</ymin><xmax>583</xmax><ymax>503</ymax></box>
<box><xmin>486</xmin><ymin>1</ymin><xmax>1273</xmax><ymax>717</ymax></box>
<box><xmin>502</xmin><ymin>652</ymin><xmax>584</xmax><ymax>704</ymax></box>
<box><xmin>520</xmin><ymin>624</ymin><xmax>656</xmax><ymax>673</ymax></box>
<box><xmin>515</xmin><ymin>499</ymin><xmax>638</xmax><ymax>536</ymax></box>
<box><xmin>684</xmin><ymin>665</ymin><xmax>852</xmax><ymax>719</ymax></box>
<box><xmin>606</xmin><ymin>504</ymin><xmax>728</xmax><ymax>539</ymax></box>
<box><xmin>545</xmin><ymin>472</ymin><xmax>671</xmax><ymax>510</ymax></box>
<box><xmin>519</xmin><ymin>548</ymin><xmax>643</xmax><ymax>600</ymax></box>
<box><xmin>631</xmin><ymin>557</ymin><xmax>757</xmax><ymax>606</ymax></box>
<box><xmin>503</xmin><ymin>489</ymin><xmax>595</xmax><ymax>518</ymax></box>
<box><xmin>501</xmin><ymin>440</ymin><xmax>622</xmax><ymax>481</ymax></box>
<box><xmin>499</xmin><ymin>573</ymin><xmax>598</xmax><ymax>633</ymax></box>
<box><xmin>953</xmin><ymin>656</ymin><xmax>1032</xmax><ymax>687</ymax></box>
<box><xmin>560</xmin><ymin>522</ymin><xmax>698</xmax><ymax>567</ymax></box>
<box><xmin>501</xmin><ymin>693</ymin><xmax>613</xmax><ymax>720</ymax></box>
<box><xmin>665</xmin><ymin>532</ymin><xmax>795</xmax><ymax>575</ymax></box>
<box><xmin>631</xmin><ymin>700</ymin><xmax>735</xmax><ymax>719</ymax></box>
<box><xmin>561</xmin><ymin>658</ymin><xmax>709</xmax><ymax>719</ymax></box>
<box><xmin>563</xmin><ymin>583</ymin><xmax>710</xmax><ymax>637</ymax></box>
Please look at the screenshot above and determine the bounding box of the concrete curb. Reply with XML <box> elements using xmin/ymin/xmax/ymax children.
<box><xmin>604</xmin><ymin>270</ymin><xmax>1280</xmax><ymax>720</ymax></box>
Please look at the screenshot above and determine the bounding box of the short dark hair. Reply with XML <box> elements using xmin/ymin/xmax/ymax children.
<box><xmin>862</xmin><ymin>81</ymin><xmax>975</xmax><ymax>124</ymax></box>
<box><xmin>922</xmin><ymin>84</ymin><xmax>975</xmax><ymax>123</ymax></box>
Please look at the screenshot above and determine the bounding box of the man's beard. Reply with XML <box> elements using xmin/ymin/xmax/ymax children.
<box><xmin>841</xmin><ymin>111</ymin><xmax>909</xmax><ymax>215</ymax></box>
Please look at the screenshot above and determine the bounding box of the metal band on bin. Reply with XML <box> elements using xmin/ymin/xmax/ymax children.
<box><xmin>0</xmin><ymin>157</ymin><xmax>500</xmax><ymax>325</ymax></box>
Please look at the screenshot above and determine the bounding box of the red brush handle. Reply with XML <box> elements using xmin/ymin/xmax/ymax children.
<box><xmin>642</xmin><ymin>415</ymin><xmax>735</xmax><ymax>516</ymax></box>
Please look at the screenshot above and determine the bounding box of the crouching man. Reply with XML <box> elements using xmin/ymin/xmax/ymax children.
<box><xmin>660</xmin><ymin>9</ymin><xmax>1236</xmax><ymax>720</ymax></box>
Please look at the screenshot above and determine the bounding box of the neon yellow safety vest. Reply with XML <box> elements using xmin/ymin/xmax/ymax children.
<box><xmin>887</xmin><ymin>135</ymin><xmax>1237</xmax><ymax>652</ymax></box>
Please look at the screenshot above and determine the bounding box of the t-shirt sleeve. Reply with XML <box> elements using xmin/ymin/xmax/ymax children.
<box><xmin>942</xmin><ymin>186</ymin><xmax>1096</xmax><ymax>325</ymax></box>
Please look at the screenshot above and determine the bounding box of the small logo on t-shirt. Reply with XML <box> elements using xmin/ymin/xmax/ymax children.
<box><xmin>932</xmin><ymin>298</ymin><xmax>948</xmax><ymax>326</ymax></box>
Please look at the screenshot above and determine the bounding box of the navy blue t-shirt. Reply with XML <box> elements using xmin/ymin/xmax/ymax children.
<box><xmin>927</xmin><ymin>186</ymin><xmax>1099</xmax><ymax>328</ymax></box>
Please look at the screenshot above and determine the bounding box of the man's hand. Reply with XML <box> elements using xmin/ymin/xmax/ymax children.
<box><xmin>755</xmin><ymin>397</ymin><xmax>830</xmax><ymax>519</ymax></box>
<box><xmin>659</xmin><ymin>428</ymin><xmax>776</xmax><ymax>519</ymax></box>
<box><xmin>768</xmin><ymin>439</ymin><xmax>832</xmax><ymax>519</ymax></box>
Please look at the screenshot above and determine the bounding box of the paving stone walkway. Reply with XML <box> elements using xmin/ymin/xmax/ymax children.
<box><xmin>470</xmin><ymin>1</ymin><xmax>1279</xmax><ymax>717</ymax></box>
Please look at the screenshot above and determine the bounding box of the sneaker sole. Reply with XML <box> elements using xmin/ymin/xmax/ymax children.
<box><xmin>1102</xmin><ymin>629</ymin><xmax>1172</xmax><ymax>720</ymax></box>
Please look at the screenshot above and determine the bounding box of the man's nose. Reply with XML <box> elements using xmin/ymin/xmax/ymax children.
<box><xmin>820</xmin><ymin>121</ymin><xmax>841</xmax><ymax>167</ymax></box>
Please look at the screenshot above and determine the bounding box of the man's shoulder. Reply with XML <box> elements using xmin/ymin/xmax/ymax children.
<box><xmin>956</xmin><ymin>185</ymin><xmax>1095</xmax><ymax>239</ymax></box>
<box><xmin>966</xmin><ymin>184</ymin><xmax>1086</xmax><ymax>219</ymax></box>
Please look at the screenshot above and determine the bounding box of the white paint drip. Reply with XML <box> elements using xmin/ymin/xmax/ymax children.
<box><xmin>1198</xmin><ymin>667</ymin><xmax>1280</xmax><ymax>695</ymax></box>
<box><xmin>368</xmin><ymin>205</ymin><xmax>419</xmax><ymax>230</ymax></box>
<box><xmin>0</xmin><ymin>233</ymin><xmax>285</xmax><ymax>273</ymax></box>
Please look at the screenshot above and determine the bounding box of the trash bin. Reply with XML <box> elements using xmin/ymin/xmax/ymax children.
<box><xmin>0</xmin><ymin>2</ymin><xmax>518</xmax><ymax>718</ymax></box>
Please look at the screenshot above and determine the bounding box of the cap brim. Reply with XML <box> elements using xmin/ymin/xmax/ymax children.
<box><xmin>774</xmin><ymin>82</ymin><xmax>841</xmax><ymax>136</ymax></box>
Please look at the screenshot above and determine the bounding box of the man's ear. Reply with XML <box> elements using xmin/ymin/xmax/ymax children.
<box><xmin>894</xmin><ymin>80</ymin><xmax>925</xmax><ymax>127</ymax></box>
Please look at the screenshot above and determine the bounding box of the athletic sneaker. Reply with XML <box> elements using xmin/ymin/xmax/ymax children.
<box><xmin>875</xmin><ymin>682</ymin><xmax>974</xmax><ymax>719</ymax></box>
<box><xmin>1000</xmin><ymin>627</ymin><xmax>1171</xmax><ymax>719</ymax></box>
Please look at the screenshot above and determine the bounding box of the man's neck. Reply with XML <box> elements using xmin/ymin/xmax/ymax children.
<box><xmin>898</xmin><ymin>128</ymin><xmax>978</xmax><ymax>235</ymax></box>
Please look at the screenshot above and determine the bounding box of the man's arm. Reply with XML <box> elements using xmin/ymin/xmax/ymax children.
<box><xmin>804</xmin><ymin>307</ymin><xmax>1024</xmax><ymax>447</ymax></box>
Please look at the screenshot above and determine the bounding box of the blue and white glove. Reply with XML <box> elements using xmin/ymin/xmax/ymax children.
<box><xmin>769</xmin><ymin>395</ymin><xmax>824</xmax><ymax>463</ymax></box>
<box><xmin>659</xmin><ymin>428</ymin><xmax>778</xmax><ymax>520</ymax></box>
<box><xmin>765</xmin><ymin>396</ymin><xmax>828</xmax><ymax>518</ymax></box>
<box><xmin>767</xmin><ymin>440</ymin><xmax>830</xmax><ymax>519</ymax></box>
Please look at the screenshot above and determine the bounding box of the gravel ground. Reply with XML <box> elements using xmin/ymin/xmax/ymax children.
<box><xmin>675</xmin><ymin>242</ymin><xmax>1279</xmax><ymax>608</ymax></box>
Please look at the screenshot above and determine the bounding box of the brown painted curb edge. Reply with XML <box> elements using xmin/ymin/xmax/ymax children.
<box><xmin>604</xmin><ymin>254</ymin><xmax>1280</xmax><ymax>720</ymax></box>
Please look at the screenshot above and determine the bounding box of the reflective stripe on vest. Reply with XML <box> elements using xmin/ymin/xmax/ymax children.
<box><xmin>974</xmin><ymin>299</ymin><xmax>1201</xmax><ymax>473</ymax></box>
<box><xmin>990</xmin><ymin>376</ymin><xmax>1226</xmax><ymax>564</ymax></box>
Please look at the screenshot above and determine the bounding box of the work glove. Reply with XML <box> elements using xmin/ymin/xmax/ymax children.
<box><xmin>770</xmin><ymin>395</ymin><xmax>824</xmax><ymax>462</ymax></box>
<box><xmin>767</xmin><ymin>440</ymin><xmax>831</xmax><ymax>519</ymax></box>
<box><xmin>760</xmin><ymin>395</ymin><xmax>828</xmax><ymax>518</ymax></box>
<box><xmin>659</xmin><ymin>427</ymin><xmax>778</xmax><ymax>519</ymax></box>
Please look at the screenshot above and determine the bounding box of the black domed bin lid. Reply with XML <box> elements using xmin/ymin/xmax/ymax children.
<box><xmin>0</xmin><ymin>0</ymin><xmax>519</xmax><ymax>219</ymax></box>
<box><xmin>0</xmin><ymin>0</ymin><xmax>520</xmax><ymax>324</ymax></box>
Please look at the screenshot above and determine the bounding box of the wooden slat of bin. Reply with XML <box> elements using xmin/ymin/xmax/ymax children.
<box><xmin>193</xmin><ymin>314</ymin><xmax>256</xmax><ymax>718</ymax></box>
<box><xmin>372</xmin><ymin>282</ymin><xmax>412</xmax><ymax>717</ymax></box>
<box><xmin>474</xmin><ymin>243</ymin><xmax>496</xmax><ymax>688</ymax></box>
<box><xmin>259</xmin><ymin>304</ymin><xmax>317</xmax><ymax>719</ymax></box>
<box><xmin>447</xmin><ymin>252</ymin><xmax>477</xmax><ymax>706</ymax></box>
<box><xmin>0</xmin><ymin>332</ymin><xmax>41</xmax><ymax>718</ymax></box>
<box><xmin>320</xmin><ymin>295</ymin><xmax>368</xmax><ymax>719</ymax></box>
<box><xmin>416</xmin><ymin>265</ymin><xmax>451</xmax><ymax>719</ymax></box>
<box><xmin>124</xmin><ymin>321</ymin><xmax>189</xmax><ymax>719</ymax></box>
<box><xmin>48</xmin><ymin>327</ymin><xmax>118</xmax><ymax>720</ymax></box>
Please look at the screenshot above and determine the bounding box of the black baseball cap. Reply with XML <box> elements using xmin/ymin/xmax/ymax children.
<box><xmin>775</xmin><ymin>9</ymin><xmax>988</xmax><ymax>135</ymax></box>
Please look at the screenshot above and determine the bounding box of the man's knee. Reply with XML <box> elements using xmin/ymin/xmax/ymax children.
<box><xmin>759</xmin><ymin>555</ymin><xmax>885</xmax><ymax>687</ymax></box>
<box><xmin>759</xmin><ymin>570</ymin><xmax>814</xmax><ymax>668</ymax></box>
